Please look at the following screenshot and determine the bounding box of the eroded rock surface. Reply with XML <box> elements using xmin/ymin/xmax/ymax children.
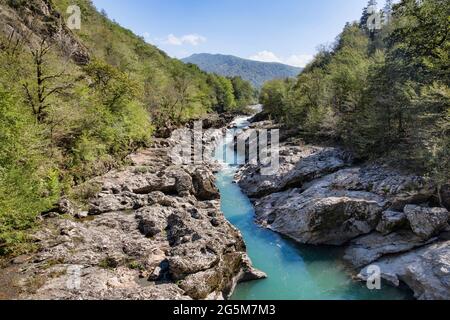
<box><xmin>0</xmin><ymin>0</ymin><xmax>90</xmax><ymax>65</ymax></box>
<box><xmin>236</xmin><ymin>146</ymin><xmax>350</xmax><ymax>198</ymax></box>
<box><xmin>253</xmin><ymin>178</ymin><xmax>385</xmax><ymax>245</ymax></box>
<box><xmin>235</xmin><ymin>120</ymin><xmax>448</xmax><ymax>300</ymax></box>
<box><xmin>238</xmin><ymin>122</ymin><xmax>438</xmax><ymax>245</ymax></box>
<box><xmin>248</xmin><ymin>165</ymin><xmax>435</xmax><ymax>246</ymax></box>
<box><xmin>358</xmin><ymin>241</ymin><xmax>450</xmax><ymax>300</ymax></box>
<box><xmin>404</xmin><ymin>205</ymin><xmax>449</xmax><ymax>239</ymax></box>
<box><xmin>376</xmin><ymin>211</ymin><xmax>408</xmax><ymax>235</ymax></box>
<box><xmin>344</xmin><ymin>231</ymin><xmax>437</xmax><ymax>268</ymax></box>
<box><xmin>6</xmin><ymin>135</ymin><xmax>263</xmax><ymax>300</ymax></box>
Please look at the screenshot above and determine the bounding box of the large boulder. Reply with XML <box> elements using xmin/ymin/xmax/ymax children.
<box><xmin>236</xmin><ymin>145</ymin><xmax>311</xmax><ymax>198</ymax></box>
<box><xmin>376</xmin><ymin>210</ymin><xmax>408</xmax><ymax>235</ymax></box>
<box><xmin>440</xmin><ymin>184</ymin><xmax>450</xmax><ymax>210</ymax></box>
<box><xmin>269</xmin><ymin>196</ymin><xmax>383</xmax><ymax>245</ymax></box>
<box><xmin>404</xmin><ymin>205</ymin><xmax>449</xmax><ymax>239</ymax></box>
<box><xmin>358</xmin><ymin>240</ymin><xmax>450</xmax><ymax>300</ymax></box>
<box><xmin>237</xmin><ymin>146</ymin><xmax>349</xmax><ymax>198</ymax></box>
<box><xmin>324</xmin><ymin>166</ymin><xmax>436</xmax><ymax>210</ymax></box>
<box><xmin>254</xmin><ymin>176</ymin><xmax>386</xmax><ymax>245</ymax></box>
<box><xmin>279</xmin><ymin>147</ymin><xmax>350</xmax><ymax>190</ymax></box>
<box><xmin>344</xmin><ymin>231</ymin><xmax>436</xmax><ymax>268</ymax></box>
<box><xmin>192</xmin><ymin>169</ymin><xmax>220</xmax><ymax>201</ymax></box>
<box><xmin>244</xmin><ymin>148</ymin><xmax>438</xmax><ymax>248</ymax></box>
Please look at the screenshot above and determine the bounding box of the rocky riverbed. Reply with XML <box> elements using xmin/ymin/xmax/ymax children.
<box><xmin>0</xmin><ymin>121</ymin><xmax>265</xmax><ymax>300</ymax></box>
<box><xmin>2</xmin><ymin>114</ymin><xmax>448</xmax><ymax>301</ymax></box>
<box><xmin>236</xmin><ymin>120</ymin><xmax>450</xmax><ymax>300</ymax></box>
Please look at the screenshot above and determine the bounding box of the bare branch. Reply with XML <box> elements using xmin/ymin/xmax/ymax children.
<box><xmin>22</xmin><ymin>83</ymin><xmax>36</xmax><ymax>113</ymax></box>
<box><xmin>41</xmin><ymin>83</ymin><xmax>73</xmax><ymax>103</ymax></box>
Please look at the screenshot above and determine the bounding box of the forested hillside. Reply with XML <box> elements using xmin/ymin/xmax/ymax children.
<box><xmin>260</xmin><ymin>0</ymin><xmax>449</xmax><ymax>200</ymax></box>
<box><xmin>0</xmin><ymin>0</ymin><xmax>255</xmax><ymax>255</ymax></box>
<box><xmin>183</xmin><ymin>53</ymin><xmax>302</xmax><ymax>88</ymax></box>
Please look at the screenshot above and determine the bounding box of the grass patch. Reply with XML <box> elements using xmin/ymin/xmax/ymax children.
<box><xmin>98</xmin><ymin>257</ymin><xmax>119</xmax><ymax>269</ymax></box>
<box><xmin>127</xmin><ymin>260</ymin><xmax>145</xmax><ymax>271</ymax></box>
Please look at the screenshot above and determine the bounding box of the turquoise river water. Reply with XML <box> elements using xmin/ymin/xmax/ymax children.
<box><xmin>214</xmin><ymin>116</ymin><xmax>412</xmax><ymax>300</ymax></box>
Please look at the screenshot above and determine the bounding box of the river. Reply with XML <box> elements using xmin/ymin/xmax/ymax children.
<box><xmin>214</xmin><ymin>114</ymin><xmax>412</xmax><ymax>300</ymax></box>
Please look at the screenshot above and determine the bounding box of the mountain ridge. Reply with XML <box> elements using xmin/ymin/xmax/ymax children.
<box><xmin>182</xmin><ymin>53</ymin><xmax>302</xmax><ymax>88</ymax></box>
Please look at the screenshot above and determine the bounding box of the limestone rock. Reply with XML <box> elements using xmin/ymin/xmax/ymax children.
<box><xmin>376</xmin><ymin>210</ymin><xmax>408</xmax><ymax>235</ymax></box>
<box><xmin>239</xmin><ymin>254</ymin><xmax>267</xmax><ymax>281</ymax></box>
<box><xmin>404</xmin><ymin>205</ymin><xmax>449</xmax><ymax>239</ymax></box>
<box><xmin>358</xmin><ymin>240</ymin><xmax>450</xmax><ymax>300</ymax></box>
<box><xmin>237</xmin><ymin>128</ymin><xmax>438</xmax><ymax>249</ymax></box>
<box><xmin>344</xmin><ymin>231</ymin><xmax>436</xmax><ymax>268</ymax></box>
<box><xmin>8</xmin><ymin>126</ymin><xmax>260</xmax><ymax>300</ymax></box>
<box><xmin>192</xmin><ymin>169</ymin><xmax>220</xmax><ymax>201</ymax></box>
<box><xmin>253</xmin><ymin>175</ymin><xmax>386</xmax><ymax>245</ymax></box>
<box><xmin>237</xmin><ymin>146</ymin><xmax>349</xmax><ymax>198</ymax></box>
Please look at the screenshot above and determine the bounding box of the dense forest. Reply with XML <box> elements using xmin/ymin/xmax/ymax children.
<box><xmin>260</xmin><ymin>0</ymin><xmax>449</xmax><ymax>201</ymax></box>
<box><xmin>182</xmin><ymin>53</ymin><xmax>302</xmax><ymax>88</ymax></box>
<box><xmin>0</xmin><ymin>0</ymin><xmax>256</xmax><ymax>255</ymax></box>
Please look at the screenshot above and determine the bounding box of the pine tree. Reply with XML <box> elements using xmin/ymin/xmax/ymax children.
<box><xmin>383</xmin><ymin>0</ymin><xmax>394</xmax><ymax>24</ymax></box>
<box><xmin>360</xmin><ymin>0</ymin><xmax>379</xmax><ymax>30</ymax></box>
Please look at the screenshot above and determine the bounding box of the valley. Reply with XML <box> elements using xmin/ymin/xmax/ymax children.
<box><xmin>0</xmin><ymin>0</ymin><xmax>448</xmax><ymax>302</ymax></box>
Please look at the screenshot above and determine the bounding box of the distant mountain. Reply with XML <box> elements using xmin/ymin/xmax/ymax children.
<box><xmin>182</xmin><ymin>53</ymin><xmax>302</xmax><ymax>88</ymax></box>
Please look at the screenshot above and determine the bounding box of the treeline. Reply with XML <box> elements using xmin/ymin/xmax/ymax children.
<box><xmin>207</xmin><ymin>73</ymin><xmax>258</xmax><ymax>114</ymax></box>
<box><xmin>0</xmin><ymin>0</ymin><xmax>255</xmax><ymax>255</ymax></box>
<box><xmin>260</xmin><ymin>0</ymin><xmax>449</xmax><ymax>197</ymax></box>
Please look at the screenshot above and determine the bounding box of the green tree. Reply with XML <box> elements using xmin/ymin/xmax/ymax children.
<box><xmin>208</xmin><ymin>74</ymin><xmax>236</xmax><ymax>112</ymax></box>
<box><xmin>260</xmin><ymin>79</ymin><xmax>295</xmax><ymax>122</ymax></box>
<box><xmin>230</xmin><ymin>76</ymin><xmax>256</xmax><ymax>109</ymax></box>
<box><xmin>360</xmin><ymin>0</ymin><xmax>379</xmax><ymax>30</ymax></box>
<box><xmin>387</xmin><ymin>0</ymin><xmax>450</xmax><ymax>84</ymax></box>
<box><xmin>0</xmin><ymin>87</ymin><xmax>58</xmax><ymax>255</ymax></box>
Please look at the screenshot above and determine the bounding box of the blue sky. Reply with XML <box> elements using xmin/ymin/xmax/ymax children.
<box><xmin>92</xmin><ymin>0</ymin><xmax>374</xmax><ymax>67</ymax></box>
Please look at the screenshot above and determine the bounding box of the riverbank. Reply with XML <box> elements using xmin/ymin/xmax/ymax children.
<box><xmin>235</xmin><ymin>119</ymin><xmax>450</xmax><ymax>300</ymax></box>
<box><xmin>0</xmin><ymin>115</ymin><xmax>264</xmax><ymax>300</ymax></box>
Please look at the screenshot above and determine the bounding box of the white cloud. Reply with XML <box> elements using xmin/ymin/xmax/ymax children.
<box><xmin>285</xmin><ymin>54</ymin><xmax>314</xmax><ymax>68</ymax></box>
<box><xmin>249</xmin><ymin>51</ymin><xmax>282</xmax><ymax>63</ymax></box>
<box><xmin>249</xmin><ymin>51</ymin><xmax>314</xmax><ymax>68</ymax></box>
<box><xmin>142</xmin><ymin>32</ymin><xmax>152</xmax><ymax>43</ymax></box>
<box><xmin>164</xmin><ymin>33</ymin><xmax>207</xmax><ymax>46</ymax></box>
<box><xmin>166</xmin><ymin>34</ymin><xmax>183</xmax><ymax>46</ymax></box>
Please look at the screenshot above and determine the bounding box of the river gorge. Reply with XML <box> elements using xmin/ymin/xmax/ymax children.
<box><xmin>214</xmin><ymin>114</ymin><xmax>412</xmax><ymax>300</ymax></box>
<box><xmin>1</xmin><ymin>110</ymin><xmax>448</xmax><ymax>300</ymax></box>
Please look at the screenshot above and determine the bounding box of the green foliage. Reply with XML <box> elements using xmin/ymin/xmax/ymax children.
<box><xmin>387</xmin><ymin>0</ymin><xmax>450</xmax><ymax>84</ymax></box>
<box><xmin>0</xmin><ymin>0</ymin><xmax>259</xmax><ymax>256</ymax></box>
<box><xmin>260</xmin><ymin>0</ymin><xmax>449</xmax><ymax>187</ymax></box>
<box><xmin>411</xmin><ymin>82</ymin><xmax>450</xmax><ymax>192</ymax></box>
<box><xmin>208</xmin><ymin>74</ymin><xmax>237</xmax><ymax>113</ymax></box>
<box><xmin>0</xmin><ymin>88</ymin><xmax>58</xmax><ymax>255</ymax></box>
<box><xmin>231</xmin><ymin>76</ymin><xmax>257</xmax><ymax>109</ymax></box>
<box><xmin>259</xmin><ymin>79</ymin><xmax>295</xmax><ymax>122</ymax></box>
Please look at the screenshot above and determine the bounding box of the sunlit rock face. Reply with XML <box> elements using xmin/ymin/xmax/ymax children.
<box><xmin>236</xmin><ymin>119</ymin><xmax>449</xmax><ymax>300</ymax></box>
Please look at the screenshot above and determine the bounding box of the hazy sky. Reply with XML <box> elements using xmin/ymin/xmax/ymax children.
<box><xmin>92</xmin><ymin>0</ymin><xmax>374</xmax><ymax>67</ymax></box>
